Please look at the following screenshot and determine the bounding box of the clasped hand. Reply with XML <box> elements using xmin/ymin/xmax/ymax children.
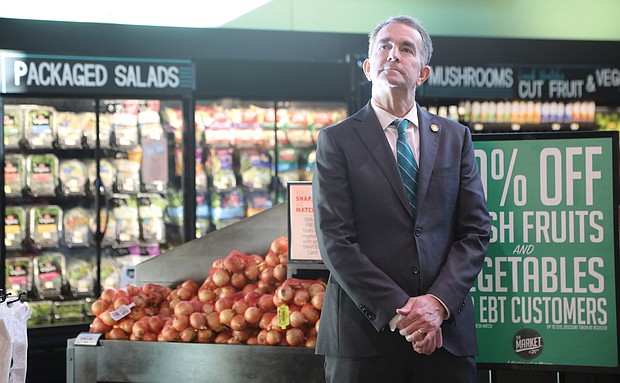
<box><xmin>395</xmin><ymin>294</ymin><xmax>445</xmax><ymax>355</ymax></box>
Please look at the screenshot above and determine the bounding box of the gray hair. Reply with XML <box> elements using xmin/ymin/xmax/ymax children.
<box><xmin>368</xmin><ymin>16</ymin><xmax>434</xmax><ymax>66</ymax></box>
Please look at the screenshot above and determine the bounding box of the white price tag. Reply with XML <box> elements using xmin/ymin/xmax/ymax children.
<box><xmin>109</xmin><ymin>302</ymin><xmax>135</xmax><ymax>322</ymax></box>
<box><xmin>74</xmin><ymin>332</ymin><xmax>103</xmax><ymax>346</ymax></box>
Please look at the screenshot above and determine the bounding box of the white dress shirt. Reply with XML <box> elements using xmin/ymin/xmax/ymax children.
<box><xmin>370</xmin><ymin>100</ymin><xmax>420</xmax><ymax>163</ymax></box>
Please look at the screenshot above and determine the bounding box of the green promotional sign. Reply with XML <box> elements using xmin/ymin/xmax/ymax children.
<box><xmin>472</xmin><ymin>132</ymin><xmax>619</xmax><ymax>370</ymax></box>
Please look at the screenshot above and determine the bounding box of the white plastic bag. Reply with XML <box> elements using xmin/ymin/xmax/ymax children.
<box><xmin>0</xmin><ymin>306</ymin><xmax>13</xmax><ymax>383</ymax></box>
<box><xmin>0</xmin><ymin>299</ymin><xmax>31</xmax><ymax>383</ymax></box>
<box><xmin>8</xmin><ymin>302</ymin><xmax>30</xmax><ymax>383</ymax></box>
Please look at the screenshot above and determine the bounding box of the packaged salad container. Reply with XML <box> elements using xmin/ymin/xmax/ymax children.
<box><xmin>3</xmin><ymin>105</ymin><xmax>23</xmax><ymax>149</ymax></box>
<box><xmin>63</xmin><ymin>207</ymin><xmax>91</xmax><ymax>247</ymax></box>
<box><xmin>4</xmin><ymin>206</ymin><xmax>27</xmax><ymax>250</ymax></box>
<box><xmin>33</xmin><ymin>252</ymin><xmax>66</xmax><ymax>299</ymax></box>
<box><xmin>23</xmin><ymin>105</ymin><xmax>56</xmax><ymax>149</ymax></box>
<box><xmin>66</xmin><ymin>258</ymin><xmax>94</xmax><ymax>298</ymax></box>
<box><xmin>4</xmin><ymin>154</ymin><xmax>26</xmax><ymax>197</ymax></box>
<box><xmin>29</xmin><ymin>205</ymin><xmax>62</xmax><ymax>249</ymax></box>
<box><xmin>27</xmin><ymin>153</ymin><xmax>59</xmax><ymax>197</ymax></box>
<box><xmin>5</xmin><ymin>256</ymin><xmax>33</xmax><ymax>297</ymax></box>
<box><xmin>59</xmin><ymin>159</ymin><xmax>88</xmax><ymax>196</ymax></box>
<box><xmin>57</xmin><ymin>112</ymin><xmax>84</xmax><ymax>149</ymax></box>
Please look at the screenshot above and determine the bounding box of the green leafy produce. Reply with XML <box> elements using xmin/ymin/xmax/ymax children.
<box><xmin>4</xmin><ymin>154</ymin><xmax>26</xmax><ymax>196</ymax></box>
<box><xmin>67</xmin><ymin>258</ymin><xmax>94</xmax><ymax>296</ymax></box>
<box><xmin>3</xmin><ymin>106</ymin><xmax>23</xmax><ymax>148</ymax></box>
<box><xmin>27</xmin><ymin>301</ymin><xmax>53</xmax><ymax>326</ymax></box>
<box><xmin>4</xmin><ymin>206</ymin><xmax>26</xmax><ymax>249</ymax></box>
<box><xmin>27</xmin><ymin>153</ymin><xmax>59</xmax><ymax>196</ymax></box>
<box><xmin>5</xmin><ymin>256</ymin><xmax>33</xmax><ymax>296</ymax></box>
<box><xmin>29</xmin><ymin>205</ymin><xmax>62</xmax><ymax>249</ymax></box>
<box><xmin>25</xmin><ymin>106</ymin><xmax>56</xmax><ymax>149</ymax></box>
<box><xmin>33</xmin><ymin>252</ymin><xmax>66</xmax><ymax>299</ymax></box>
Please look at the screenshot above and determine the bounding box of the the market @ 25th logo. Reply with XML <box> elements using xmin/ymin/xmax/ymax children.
<box><xmin>513</xmin><ymin>328</ymin><xmax>544</xmax><ymax>360</ymax></box>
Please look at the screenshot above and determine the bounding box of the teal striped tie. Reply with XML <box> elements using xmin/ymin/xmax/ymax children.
<box><xmin>394</xmin><ymin>118</ymin><xmax>418</xmax><ymax>216</ymax></box>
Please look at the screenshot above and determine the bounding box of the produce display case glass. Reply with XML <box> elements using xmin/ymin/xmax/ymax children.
<box><xmin>2</xmin><ymin>97</ymin><xmax>186</xmax><ymax>327</ymax></box>
<box><xmin>193</xmin><ymin>99</ymin><xmax>347</xmax><ymax>237</ymax></box>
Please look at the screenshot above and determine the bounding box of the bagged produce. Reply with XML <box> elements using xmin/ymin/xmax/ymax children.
<box><xmin>112</xmin><ymin>194</ymin><xmax>140</xmax><ymax>244</ymax></box>
<box><xmin>114</xmin><ymin>158</ymin><xmax>141</xmax><ymax>194</ymax></box>
<box><xmin>66</xmin><ymin>259</ymin><xmax>94</xmax><ymax>298</ymax></box>
<box><xmin>4</xmin><ymin>154</ymin><xmax>26</xmax><ymax>197</ymax></box>
<box><xmin>209</xmin><ymin>148</ymin><xmax>236</xmax><ymax>192</ymax></box>
<box><xmin>97</xmin><ymin>257</ymin><xmax>121</xmax><ymax>291</ymax></box>
<box><xmin>56</xmin><ymin>112</ymin><xmax>83</xmax><ymax>149</ymax></box>
<box><xmin>4</xmin><ymin>207</ymin><xmax>26</xmax><ymax>250</ymax></box>
<box><xmin>33</xmin><ymin>252</ymin><xmax>66</xmax><ymax>299</ymax></box>
<box><xmin>83</xmin><ymin>112</ymin><xmax>112</xmax><ymax>149</ymax></box>
<box><xmin>90</xmin><ymin>208</ymin><xmax>117</xmax><ymax>246</ymax></box>
<box><xmin>139</xmin><ymin>109</ymin><xmax>168</xmax><ymax>193</ymax></box>
<box><xmin>211</xmin><ymin>189</ymin><xmax>245</xmax><ymax>229</ymax></box>
<box><xmin>5</xmin><ymin>257</ymin><xmax>33</xmax><ymax>297</ymax></box>
<box><xmin>29</xmin><ymin>205</ymin><xmax>62</xmax><ymax>249</ymax></box>
<box><xmin>53</xmin><ymin>300</ymin><xmax>86</xmax><ymax>324</ymax></box>
<box><xmin>245</xmin><ymin>190</ymin><xmax>273</xmax><ymax>217</ymax></box>
<box><xmin>275</xmin><ymin>147</ymin><xmax>300</xmax><ymax>187</ymax></box>
<box><xmin>112</xmin><ymin>112</ymin><xmax>139</xmax><ymax>149</ymax></box>
<box><xmin>86</xmin><ymin>158</ymin><xmax>116</xmax><ymax>195</ymax></box>
<box><xmin>3</xmin><ymin>106</ymin><xmax>23</xmax><ymax>149</ymax></box>
<box><xmin>23</xmin><ymin>105</ymin><xmax>56</xmax><ymax>149</ymax></box>
<box><xmin>240</xmin><ymin>149</ymin><xmax>272</xmax><ymax>190</ymax></box>
<box><xmin>59</xmin><ymin>159</ymin><xmax>88</xmax><ymax>196</ymax></box>
<box><xmin>63</xmin><ymin>207</ymin><xmax>91</xmax><ymax>247</ymax></box>
<box><xmin>26</xmin><ymin>301</ymin><xmax>53</xmax><ymax>327</ymax></box>
<box><xmin>137</xmin><ymin>193</ymin><xmax>167</xmax><ymax>244</ymax></box>
<box><xmin>26</xmin><ymin>154</ymin><xmax>59</xmax><ymax>197</ymax></box>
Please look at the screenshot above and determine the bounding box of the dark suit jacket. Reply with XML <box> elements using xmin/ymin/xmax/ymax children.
<box><xmin>312</xmin><ymin>102</ymin><xmax>491</xmax><ymax>358</ymax></box>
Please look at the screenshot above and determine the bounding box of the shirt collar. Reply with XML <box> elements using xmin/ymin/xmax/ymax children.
<box><xmin>370</xmin><ymin>99</ymin><xmax>420</xmax><ymax>131</ymax></box>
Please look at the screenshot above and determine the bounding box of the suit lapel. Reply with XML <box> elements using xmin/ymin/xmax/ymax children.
<box><xmin>416</xmin><ymin>105</ymin><xmax>441</xmax><ymax>216</ymax></box>
<box><xmin>353</xmin><ymin>103</ymin><xmax>412</xmax><ymax>216</ymax></box>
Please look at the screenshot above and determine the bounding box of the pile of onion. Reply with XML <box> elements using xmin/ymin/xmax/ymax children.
<box><xmin>269</xmin><ymin>278</ymin><xmax>324</xmax><ymax>347</ymax></box>
<box><xmin>89</xmin><ymin>283</ymin><xmax>172</xmax><ymax>341</ymax></box>
<box><xmin>88</xmin><ymin>236</ymin><xmax>325</xmax><ymax>348</ymax></box>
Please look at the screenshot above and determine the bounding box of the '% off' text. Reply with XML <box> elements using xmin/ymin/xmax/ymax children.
<box><xmin>476</xmin><ymin>148</ymin><xmax>527</xmax><ymax>207</ymax></box>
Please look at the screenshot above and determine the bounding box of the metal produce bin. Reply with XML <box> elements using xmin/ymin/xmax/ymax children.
<box><xmin>67</xmin><ymin>339</ymin><xmax>325</xmax><ymax>383</ymax></box>
<box><xmin>67</xmin><ymin>203</ymin><xmax>325</xmax><ymax>382</ymax></box>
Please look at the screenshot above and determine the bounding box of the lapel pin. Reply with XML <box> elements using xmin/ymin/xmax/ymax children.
<box><xmin>431</xmin><ymin>124</ymin><xmax>440</xmax><ymax>132</ymax></box>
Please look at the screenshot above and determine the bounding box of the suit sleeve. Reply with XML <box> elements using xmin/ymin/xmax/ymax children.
<box><xmin>426</xmin><ymin>128</ymin><xmax>490</xmax><ymax>320</ymax></box>
<box><xmin>312</xmin><ymin>127</ymin><xmax>410</xmax><ymax>331</ymax></box>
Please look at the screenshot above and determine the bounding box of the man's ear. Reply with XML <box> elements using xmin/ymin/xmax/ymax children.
<box><xmin>362</xmin><ymin>58</ymin><xmax>372</xmax><ymax>81</ymax></box>
<box><xmin>416</xmin><ymin>65</ymin><xmax>431</xmax><ymax>86</ymax></box>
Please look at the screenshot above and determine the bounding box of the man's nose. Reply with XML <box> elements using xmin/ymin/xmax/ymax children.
<box><xmin>387</xmin><ymin>47</ymin><xmax>401</xmax><ymax>62</ymax></box>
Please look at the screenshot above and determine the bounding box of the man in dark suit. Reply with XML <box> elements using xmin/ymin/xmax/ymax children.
<box><xmin>312</xmin><ymin>15</ymin><xmax>491</xmax><ymax>383</ymax></box>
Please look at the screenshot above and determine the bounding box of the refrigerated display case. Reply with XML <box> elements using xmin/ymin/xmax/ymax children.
<box><xmin>0</xmin><ymin>53</ymin><xmax>197</xmax><ymax>361</ymax></box>
<box><xmin>2</xmin><ymin>97</ymin><xmax>187</xmax><ymax>326</ymax></box>
<box><xmin>193</xmin><ymin>99</ymin><xmax>347</xmax><ymax>237</ymax></box>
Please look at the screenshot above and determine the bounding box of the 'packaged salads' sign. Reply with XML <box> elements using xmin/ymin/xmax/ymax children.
<box><xmin>0</xmin><ymin>50</ymin><xmax>195</xmax><ymax>95</ymax></box>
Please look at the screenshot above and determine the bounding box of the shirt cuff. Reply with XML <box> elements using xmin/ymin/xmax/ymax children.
<box><xmin>429</xmin><ymin>294</ymin><xmax>451</xmax><ymax>320</ymax></box>
<box><xmin>389</xmin><ymin>313</ymin><xmax>404</xmax><ymax>331</ymax></box>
